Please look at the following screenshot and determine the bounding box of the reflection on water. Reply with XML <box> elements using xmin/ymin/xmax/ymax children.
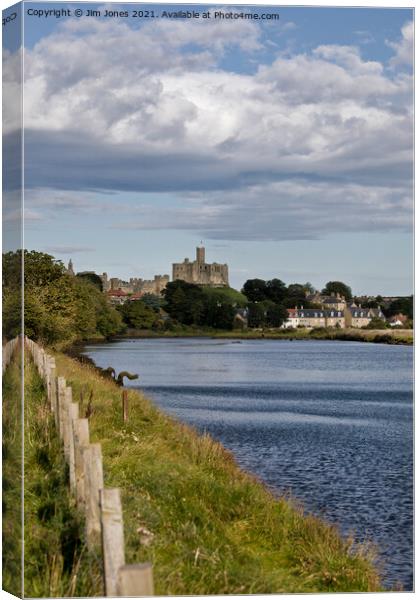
<box><xmin>83</xmin><ymin>338</ymin><xmax>413</xmax><ymax>590</ymax></box>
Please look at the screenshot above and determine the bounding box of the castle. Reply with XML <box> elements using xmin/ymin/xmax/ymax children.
<box><xmin>172</xmin><ymin>246</ymin><xmax>229</xmax><ymax>287</ymax></box>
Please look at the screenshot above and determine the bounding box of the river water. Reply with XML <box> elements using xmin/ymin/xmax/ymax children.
<box><xmin>82</xmin><ymin>338</ymin><xmax>413</xmax><ymax>590</ymax></box>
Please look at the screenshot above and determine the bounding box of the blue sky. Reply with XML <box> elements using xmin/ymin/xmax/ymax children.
<box><xmin>3</xmin><ymin>2</ymin><xmax>414</xmax><ymax>294</ymax></box>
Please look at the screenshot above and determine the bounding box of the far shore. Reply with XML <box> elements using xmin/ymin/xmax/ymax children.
<box><xmin>110</xmin><ymin>327</ymin><xmax>413</xmax><ymax>345</ymax></box>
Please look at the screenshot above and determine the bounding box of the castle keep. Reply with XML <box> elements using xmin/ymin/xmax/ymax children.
<box><xmin>173</xmin><ymin>246</ymin><xmax>229</xmax><ymax>287</ymax></box>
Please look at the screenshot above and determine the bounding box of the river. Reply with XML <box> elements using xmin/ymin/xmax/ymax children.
<box><xmin>82</xmin><ymin>338</ymin><xmax>413</xmax><ymax>590</ymax></box>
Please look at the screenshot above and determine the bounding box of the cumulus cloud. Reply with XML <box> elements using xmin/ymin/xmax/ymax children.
<box><xmin>3</xmin><ymin>16</ymin><xmax>412</xmax><ymax>242</ymax></box>
<box><xmin>388</xmin><ymin>21</ymin><xmax>413</xmax><ymax>67</ymax></box>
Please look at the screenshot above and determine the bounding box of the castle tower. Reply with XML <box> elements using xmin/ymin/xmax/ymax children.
<box><xmin>196</xmin><ymin>246</ymin><xmax>205</xmax><ymax>264</ymax></box>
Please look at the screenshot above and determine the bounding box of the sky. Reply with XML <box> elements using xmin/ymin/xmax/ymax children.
<box><xmin>2</xmin><ymin>1</ymin><xmax>414</xmax><ymax>295</ymax></box>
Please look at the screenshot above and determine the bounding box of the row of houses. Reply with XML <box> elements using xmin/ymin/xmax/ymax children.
<box><xmin>281</xmin><ymin>305</ymin><xmax>385</xmax><ymax>329</ymax></box>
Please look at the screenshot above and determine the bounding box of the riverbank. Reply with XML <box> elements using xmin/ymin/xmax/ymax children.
<box><xmin>111</xmin><ymin>326</ymin><xmax>413</xmax><ymax>345</ymax></box>
<box><xmin>31</xmin><ymin>348</ymin><xmax>382</xmax><ymax>594</ymax></box>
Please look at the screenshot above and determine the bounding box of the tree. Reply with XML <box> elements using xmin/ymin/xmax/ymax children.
<box><xmin>242</xmin><ymin>279</ymin><xmax>268</xmax><ymax>302</ymax></box>
<box><xmin>141</xmin><ymin>293</ymin><xmax>162</xmax><ymax>311</ymax></box>
<box><xmin>76</xmin><ymin>272</ymin><xmax>103</xmax><ymax>291</ymax></box>
<box><xmin>322</xmin><ymin>281</ymin><xmax>352</xmax><ymax>301</ymax></box>
<box><xmin>163</xmin><ymin>280</ymin><xmax>205</xmax><ymax>325</ymax></box>
<box><xmin>3</xmin><ymin>250</ymin><xmax>123</xmax><ymax>345</ymax></box>
<box><xmin>118</xmin><ymin>300</ymin><xmax>157</xmax><ymax>329</ymax></box>
<box><xmin>265</xmin><ymin>302</ymin><xmax>288</xmax><ymax>328</ymax></box>
<box><xmin>265</xmin><ymin>279</ymin><xmax>287</xmax><ymax>304</ymax></box>
<box><xmin>385</xmin><ymin>296</ymin><xmax>413</xmax><ymax>319</ymax></box>
<box><xmin>202</xmin><ymin>298</ymin><xmax>235</xmax><ymax>329</ymax></box>
<box><xmin>284</xmin><ymin>283</ymin><xmax>310</xmax><ymax>308</ymax></box>
<box><xmin>247</xmin><ymin>302</ymin><xmax>266</xmax><ymax>328</ymax></box>
<box><xmin>365</xmin><ymin>317</ymin><xmax>388</xmax><ymax>330</ymax></box>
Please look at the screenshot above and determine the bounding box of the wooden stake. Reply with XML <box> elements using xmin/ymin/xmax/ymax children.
<box><xmin>117</xmin><ymin>564</ymin><xmax>154</xmax><ymax>597</ymax></box>
<box><xmin>57</xmin><ymin>377</ymin><xmax>67</xmax><ymax>439</ymax></box>
<box><xmin>100</xmin><ymin>488</ymin><xmax>125</xmax><ymax>596</ymax></box>
<box><xmin>63</xmin><ymin>387</ymin><xmax>73</xmax><ymax>462</ymax></box>
<box><xmin>68</xmin><ymin>402</ymin><xmax>79</xmax><ymax>494</ymax></box>
<box><xmin>84</xmin><ymin>443</ymin><xmax>104</xmax><ymax>548</ymax></box>
<box><xmin>122</xmin><ymin>390</ymin><xmax>128</xmax><ymax>423</ymax></box>
<box><xmin>73</xmin><ymin>418</ymin><xmax>90</xmax><ymax>508</ymax></box>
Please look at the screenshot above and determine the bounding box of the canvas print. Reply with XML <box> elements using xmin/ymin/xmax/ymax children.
<box><xmin>2</xmin><ymin>1</ymin><xmax>414</xmax><ymax>596</ymax></box>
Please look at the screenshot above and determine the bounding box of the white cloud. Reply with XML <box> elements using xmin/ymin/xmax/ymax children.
<box><xmin>2</xmin><ymin>17</ymin><xmax>412</xmax><ymax>242</ymax></box>
<box><xmin>388</xmin><ymin>21</ymin><xmax>413</xmax><ymax>67</ymax></box>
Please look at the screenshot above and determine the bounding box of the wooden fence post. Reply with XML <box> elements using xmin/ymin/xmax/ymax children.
<box><xmin>117</xmin><ymin>564</ymin><xmax>154</xmax><ymax>596</ymax></box>
<box><xmin>100</xmin><ymin>488</ymin><xmax>125</xmax><ymax>596</ymax></box>
<box><xmin>68</xmin><ymin>402</ymin><xmax>79</xmax><ymax>494</ymax></box>
<box><xmin>49</xmin><ymin>357</ymin><xmax>57</xmax><ymax>413</ymax></box>
<box><xmin>57</xmin><ymin>377</ymin><xmax>67</xmax><ymax>438</ymax></box>
<box><xmin>122</xmin><ymin>390</ymin><xmax>128</xmax><ymax>423</ymax></box>
<box><xmin>83</xmin><ymin>443</ymin><xmax>104</xmax><ymax>548</ymax></box>
<box><xmin>73</xmin><ymin>418</ymin><xmax>90</xmax><ymax>508</ymax></box>
<box><xmin>63</xmin><ymin>387</ymin><xmax>73</xmax><ymax>462</ymax></box>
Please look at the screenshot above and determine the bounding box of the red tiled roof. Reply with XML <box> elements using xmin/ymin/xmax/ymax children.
<box><xmin>107</xmin><ymin>289</ymin><xmax>128</xmax><ymax>297</ymax></box>
<box><xmin>129</xmin><ymin>292</ymin><xmax>143</xmax><ymax>300</ymax></box>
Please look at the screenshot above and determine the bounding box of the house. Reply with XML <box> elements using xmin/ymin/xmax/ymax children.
<box><xmin>233</xmin><ymin>308</ymin><xmax>249</xmax><ymax>329</ymax></box>
<box><xmin>388</xmin><ymin>313</ymin><xmax>408</xmax><ymax>327</ymax></box>
<box><xmin>106</xmin><ymin>289</ymin><xmax>128</xmax><ymax>305</ymax></box>
<box><xmin>281</xmin><ymin>305</ymin><xmax>385</xmax><ymax>329</ymax></box>
<box><xmin>347</xmin><ymin>304</ymin><xmax>385</xmax><ymax>328</ymax></box>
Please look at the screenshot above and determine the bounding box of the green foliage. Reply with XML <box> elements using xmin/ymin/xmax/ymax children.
<box><xmin>386</xmin><ymin>296</ymin><xmax>413</xmax><ymax>319</ymax></box>
<box><xmin>3</xmin><ymin>250</ymin><xmax>123</xmax><ymax>346</ymax></box>
<box><xmin>322</xmin><ymin>281</ymin><xmax>352</xmax><ymax>301</ymax></box>
<box><xmin>363</xmin><ymin>317</ymin><xmax>389</xmax><ymax>330</ymax></box>
<box><xmin>118</xmin><ymin>300</ymin><xmax>158</xmax><ymax>329</ymax></box>
<box><xmin>242</xmin><ymin>278</ymin><xmax>287</xmax><ymax>304</ymax></box>
<box><xmin>163</xmin><ymin>280</ymin><xmax>206</xmax><ymax>325</ymax></box>
<box><xmin>283</xmin><ymin>283</ymin><xmax>312</xmax><ymax>308</ymax></box>
<box><xmin>247</xmin><ymin>301</ymin><xmax>288</xmax><ymax>328</ymax></box>
<box><xmin>141</xmin><ymin>293</ymin><xmax>163</xmax><ymax>310</ymax></box>
<box><xmin>201</xmin><ymin>286</ymin><xmax>248</xmax><ymax>307</ymax></box>
<box><xmin>76</xmin><ymin>272</ymin><xmax>103</xmax><ymax>291</ymax></box>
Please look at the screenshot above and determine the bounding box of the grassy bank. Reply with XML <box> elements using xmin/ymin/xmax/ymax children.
<box><xmin>113</xmin><ymin>326</ymin><xmax>413</xmax><ymax>345</ymax></box>
<box><xmin>3</xmin><ymin>351</ymin><xmax>103</xmax><ymax>597</ymax></box>
<box><xmin>49</xmin><ymin>350</ymin><xmax>382</xmax><ymax>594</ymax></box>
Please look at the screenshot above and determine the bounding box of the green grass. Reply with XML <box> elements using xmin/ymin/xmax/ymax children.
<box><xmin>3</xmin><ymin>352</ymin><xmax>103</xmax><ymax>597</ymax></box>
<box><xmin>112</xmin><ymin>327</ymin><xmax>412</xmax><ymax>345</ymax></box>
<box><xmin>2</xmin><ymin>348</ymin><xmax>23</xmax><ymax>597</ymax></box>
<box><xmin>53</xmin><ymin>351</ymin><xmax>382</xmax><ymax>594</ymax></box>
<box><xmin>201</xmin><ymin>286</ymin><xmax>248</xmax><ymax>306</ymax></box>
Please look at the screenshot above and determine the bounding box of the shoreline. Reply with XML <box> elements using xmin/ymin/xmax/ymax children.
<box><xmin>111</xmin><ymin>327</ymin><xmax>413</xmax><ymax>345</ymax></box>
<box><xmin>47</xmin><ymin>347</ymin><xmax>383</xmax><ymax>593</ymax></box>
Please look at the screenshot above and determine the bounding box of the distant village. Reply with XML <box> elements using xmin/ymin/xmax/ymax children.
<box><xmin>67</xmin><ymin>245</ymin><xmax>409</xmax><ymax>330</ymax></box>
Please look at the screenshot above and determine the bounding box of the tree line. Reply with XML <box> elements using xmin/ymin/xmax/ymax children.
<box><xmin>2</xmin><ymin>250</ymin><xmax>413</xmax><ymax>345</ymax></box>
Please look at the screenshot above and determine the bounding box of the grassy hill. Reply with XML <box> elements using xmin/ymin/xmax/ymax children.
<box><xmin>201</xmin><ymin>286</ymin><xmax>248</xmax><ymax>307</ymax></box>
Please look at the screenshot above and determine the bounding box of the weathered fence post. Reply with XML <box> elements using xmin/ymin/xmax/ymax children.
<box><xmin>57</xmin><ymin>377</ymin><xmax>67</xmax><ymax>438</ymax></box>
<box><xmin>83</xmin><ymin>443</ymin><xmax>104</xmax><ymax>548</ymax></box>
<box><xmin>48</xmin><ymin>357</ymin><xmax>57</xmax><ymax>413</ymax></box>
<box><xmin>100</xmin><ymin>488</ymin><xmax>125</xmax><ymax>596</ymax></box>
<box><xmin>117</xmin><ymin>564</ymin><xmax>154</xmax><ymax>597</ymax></box>
<box><xmin>73</xmin><ymin>418</ymin><xmax>90</xmax><ymax>508</ymax></box>
<box><xmin>63</xmin><ymin>387</ymin><xmax>73</xmax><ymax>462</ymax></box>
<box><xmin>68</xmin><ymin>402</ymin><xmax>79</xmax><ymax>494</ymax></box>
<box><xmin>122</xmin><ymin>390</ymin><xmax>128</xmax><ymax>423</ymax></box>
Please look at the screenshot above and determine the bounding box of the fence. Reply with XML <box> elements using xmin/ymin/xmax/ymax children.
<box><xmin>4</xmin><ymin>336</ymin><xmax>154</xmax><ymax>596</ymax></box>
<box><xmin>2</xmin><ymin>336</ymin><xmax>20</xmax><ymax>373</ymax></box>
